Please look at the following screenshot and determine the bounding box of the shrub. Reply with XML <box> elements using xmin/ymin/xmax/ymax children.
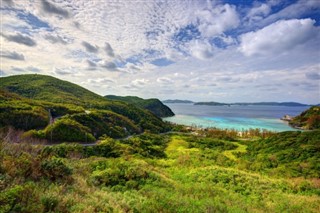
<box><xmin>44</xmin><ymin>118</ymin><xmax>95</xmax><ymax>142</ymax></box>
<box><xmin>90</xmin><ymin>159</ymin><xmax>157</xmax><ymax>190</ymax></box>
<box><xmin>41</xmin><ymin>195</ymin><xmax>59</xmax><ymax>212</ymax></box>
<box><xmin>40</xmin><ymin>157</ymin><xmax>72</xmax><ymax>181</ymax></box>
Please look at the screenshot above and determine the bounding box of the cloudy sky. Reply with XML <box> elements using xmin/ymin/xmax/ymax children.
<box><xmin>1</xmin><ymin>0</ymin><xmax>319</xmax><ymax>104</ymax></box>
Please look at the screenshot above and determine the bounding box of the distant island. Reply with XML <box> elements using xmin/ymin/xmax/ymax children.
<box><xmin>167</xmin><ymin>100</ymin><xmax>310</xmax><ymax>107</ymax></box>
<box><xmin>195</xmin><ymin>102</ymin><xmax>230</xmax><ymax>106</ymax></box>
<box><xmin>162</xmin><ymin>99</ymin><xmax>194</xmax><ymax>104</ymax></box>
<box><xmin>229</xmin><ymin>102</ymin><xmax>310</xmax><ymax>107</ymax></box>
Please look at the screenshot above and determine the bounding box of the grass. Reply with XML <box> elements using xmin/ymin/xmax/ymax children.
<box><xmin>1</xmin><ymin>132</ymin><xmax>320</xmax><ymax>212</ymax></box>
<box><xmin>223</xmin><ymin>141</ymin><xmax>247</xmax><ymax>161</ymax></box>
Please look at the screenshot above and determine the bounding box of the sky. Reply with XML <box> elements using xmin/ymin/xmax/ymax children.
<box><xmin>0</xmin><ymin>0</ymin><xmax>319</xmax><ymax>104</ymax></box>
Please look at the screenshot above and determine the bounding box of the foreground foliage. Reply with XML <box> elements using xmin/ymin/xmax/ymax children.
<box><xmin>1</xmin><ymin>130</ymin><xmax>319</xmax><ymax>212</ymax></box>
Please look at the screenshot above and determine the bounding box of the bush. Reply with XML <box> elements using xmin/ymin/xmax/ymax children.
<box><xmin>41</xmin><ymin>195</ymin><xmax>59</xmax><ymax>212</ymax></box>
<box><xmin>44</xmin><ymin>118</ymin><xmax>95</xmax><ymax>142</ymax></box>
<box><xmin>40</xmin><ymin>157</ymin><xmax>72</xmax><ymax>181</ymax></box>
<box><xmin>0</xmin><ymin>183</ymin><xmax>40</xmax><ymax>213</ymax></box>
<box><xmin>90</xmin><ymin>159</ymin><xmax>158</xmax><ymax>190</ymax></box>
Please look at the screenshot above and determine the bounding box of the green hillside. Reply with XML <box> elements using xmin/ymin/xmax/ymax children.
<box><xmin>0</xmin><ymin>74</ymin><xmax>172</xmax><ymax>142</ymax></box>
<box><xmin>0</xmin><ymin>74</ymin><xmax>106</xmax><ymax>105</ymax></box>
<box><xmin>1</xmin><ymin>130</ymin><xmax>319</xmax><ymax>212</ymax></box>
<box><xmin>289</xmin><ymin>106</ymin><xmax>320</xmax><ymax>130</ymax></box>
<box><xmin>240</xmin><ymin>130</ymin><xmax>320</xmax><ymax>177</ymax></box>
<box><xmin>105</xmin><ymin>95</ymin><xmax>174</xmax><ymax>117</ymax></box>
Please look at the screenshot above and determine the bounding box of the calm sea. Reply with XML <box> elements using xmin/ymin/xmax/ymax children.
<box><xmin>163</xmin><ymin>103</ymin><xmax>310</xmax><ymax>132</ymax></box>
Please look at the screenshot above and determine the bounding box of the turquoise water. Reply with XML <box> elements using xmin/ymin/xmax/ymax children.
<box><xmin>163</xmin><ymin>104</ymin><xmax>309</xmax><ymax>131</ymax></box>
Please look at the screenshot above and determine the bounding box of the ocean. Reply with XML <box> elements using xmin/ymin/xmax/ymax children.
<box><xmin>163</xmin><ymin>104</ymin><xmax>310</xmax><ymax>132</ymax></box>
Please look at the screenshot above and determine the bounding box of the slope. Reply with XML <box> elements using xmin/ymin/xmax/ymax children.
<box><xmin>0</xmin><ymin>74</ymin><xmax>172</xmax><ymax>142</ymax></box>
<box><xmin>289</xmin><ymin>106</ymin><xmax>320</xmax><ymax>130</ymax></box>
<box><xmin>105</xmin><ymin>95</ymin><xmax>174</xmax><ymax>117</ymax></box>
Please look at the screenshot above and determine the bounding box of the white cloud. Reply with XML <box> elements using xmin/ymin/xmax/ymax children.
<box><xmin>1</xmin><ymin>0</ymin><xmax>319</xmax><ymax>103</ymax></box>
<box><xmin>257</xmin><ymin>0</ymin><xmax>320</xmax><ymax>27</ymax></box>
<box><xmin>98</xmin><ymin>60</ymin><xmax>117</xmax><ymax>71</ymax></box>
<box><xmin>132</xmin><ymin>79</ymin><xmax>149</xmax><ymax>87</ymax></box>
<box><xmin>196</xmin><ymin>4</ymin><xmax>239</xmax><ymax>38</ymax></box>
<box><xmin>239</xmin><ymin>19</ymin><xmax>318</xmax><ymax>56</ymax></box>
<box><xmin>104</xmin><ymin>42</ymin><xmax>115</xmax><ymax>57</ymax></box>
<box><xmin>189</xmin><ymin>40</ymin><xmax>215</xmax><ymax>60</ymax></box>
<box><xmin>245</xmin><ymin>3</ymin><xmax>271</xmax><ymax>24</ymax></box>
<box><xmin>88</xmin><ymin>78</ymin><xmax>116</xmax><ymax>84</ymax></box>
<box><xmin>157</xmin><ymin>77</ymin><xmax>174</xmax><ymax>84</ymax></box>
<box><xmin>247</xmin><ymin>3</ymin><xmax>271</xmax><ymax>18</ymax></box>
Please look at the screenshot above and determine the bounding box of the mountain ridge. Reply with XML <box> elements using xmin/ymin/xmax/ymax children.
<box><xmin>105</xmin><ymin>95</ymin><xmax>174</xmax><ymax>117</ymax></box>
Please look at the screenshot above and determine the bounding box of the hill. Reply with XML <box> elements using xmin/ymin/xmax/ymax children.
<box><xmin>241</xmin><ymin>130</ymin><xmax>320</xmax><ymax>177</ymax></box>
<box><xmin>0</xmin><ymin>74</ymin><xmax>106</xmax><ymax>105</ymax></box>
<box><xmin>1</xmin><ymin>129</ymin><xmax>319</xmax><ymax>212</ymax></box>
<box><xmin>105</xmin><ymin>95</ymin><xmax>174</xmax><ymax>117</ymax></box>
<box><xmin>0</xmin><ymin>74</ymin><xmax>172</xmax><ymax>142</ymax></box>
<box><xmin>289</xmin><ymin>106</ymin><xmax>320</xmax><ymax>130</ymax></box>
<box><xmin>162</xmin><ymin>99</ymin><xmax>194</xmax><ymax>104</ymax></box>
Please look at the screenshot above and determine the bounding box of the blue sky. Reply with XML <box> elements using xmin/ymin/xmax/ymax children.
<box><xmin>1</xmin><ymin>0</ymin><xmax>319</xmax><ymax>104</ymax></box>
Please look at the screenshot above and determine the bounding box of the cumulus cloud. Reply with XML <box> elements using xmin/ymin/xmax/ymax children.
<box><xmin>2</xmin><ymin>0</ymin><xmax>14</xmax><ymax>6</ymax></box>
<box><xmin>88</xmin><ymin>78</ymin><xmax>115</xmax><ymax>84</ymax></box>
<box><xmin>1</xmin><ymin>0</ymin><xmax>319</xmax><ymax>103</ymax></box>
<box><xmin>54</xmin><ymin>67</ymin><xmax>76</xmax><ymax>75</ymax></box>
<box><xmin>216</xmin><ymin>76</ymin><xmax>240</xmax><ymax>83</ymax></box>
<box><xmin>1</xmin><ymin>33</ymin><xmax>36</xmax><ymax>46</ymax></box>
<box><xmin>0</xmin><ymin>51</ymin><xmax>25</xmax><ymax>60</ymax></box>
<box><xmin>306</xmin><ymin>72</ymin><xmax>320</xmax><ymax>80</ymax></box>
<box><xmin>105</xmin><ymin>43</ymin><xmax>115</xmax><ymax>57</ymax></box>
<box><xmin>26</xmin><ymin>66</ymin><xmax>41</xmax><ymax>72</ymax></box>
<box><xmin>196</xmin><ymin>4</ymin><xmax>239</xmax><ymax>37</ymax></box>
<box><xmin>157</xmin><ymin>77</ymin><xmax>174</xmax><ymax>84</ymax></box>
<box><xmin>239</xmin><ymin>19</ymin><xmax>318</xmax><ymax>56</ymax></box>
<box><xmin>189</xmin><ymin>40</ymin><xmax>214</xmax><ymax>60</ymax></box>
<box><xmin>132</xmin><ymin>79</ymin><xmax>149</xmax><ymax>87</ymax></box>
<box><xmin>41</xmin><ymin>0</ymin><xmax>70</xmax><ymax>18</ymax></box>
<box><xmin>247</xmin><ymin>3</ymin><xmax>271</xmax><ymax>18</ymax></box>
<box><xmin>245</xmin><ymin>3</ymin><xmax>271</xmax><ymax>25</ymax></box>
<box><xmin>11</xmin><ymin>66</ymin><xmax>42</xmax><ymax>73</ymax></box>
<box><xmin>98</xmin><ymin>61</ymin><xmax>117</xmax><ymax>71</ymax></box>
<box><xmin>87</xmin><ymin>60</ymin><xmax>97</xmax><ymax>68</ymax></box>
<box><xmin>259</xmin><ymin>0</ymin><xmax>320</xmax><ymax>27</ymax></box>
<box><xmin>82</xmin><ymin>41</ymin><xmax>99</xmax><ymax>53</ymax></box>
<box><xmin>44</xmin><ymin>34</ymin><xmax>68</xmax><ymax>44</ymax></box>
<box><xmin>11</xmin><ymin>66</ymin><xmax>24</xmax><ymax>72</ymax></box>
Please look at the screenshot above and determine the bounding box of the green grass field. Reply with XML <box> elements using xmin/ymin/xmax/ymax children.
<box><xmin>1</xmin><ymin>131</ymin><xmax>319</xmax><ymax>212</ymax></box>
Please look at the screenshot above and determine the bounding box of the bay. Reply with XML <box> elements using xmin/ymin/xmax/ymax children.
<box><xmin>163</xmin><ymin>104</ymin><xmax>310</xmax><ymax>131</ymax></box>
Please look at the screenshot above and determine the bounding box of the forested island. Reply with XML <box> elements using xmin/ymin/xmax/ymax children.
<box><xmin>166</xmin><ymin>100</ymin><xmax>310</xmax><ymax>107</ymax></box>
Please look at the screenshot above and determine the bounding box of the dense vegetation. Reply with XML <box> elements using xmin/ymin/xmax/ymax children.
<box><xmin>105</xmin><ymin>95</ymin><xmax>174</xmax><ymax>117</ymax></box>
<box><xmin>0</xmin><ymin>75</ymin><xmax>172</xmax><ymax>142</ymax></box>
<box><xmin>1</xmin><ymin>130</ymin><xmax>319</xmax><ymax>212</ymax></box>
<box><xmin>289</xmin><ymin>106</ymin><xmax>320</xmax><ymax>130</ymax></box>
